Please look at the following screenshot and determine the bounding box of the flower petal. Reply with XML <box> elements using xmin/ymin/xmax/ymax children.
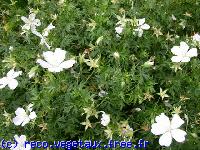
<box><xmin>60</xmin><ymin>60</ymin><xmax>76</xmax><ymax>69</ymax></box>
<box><xmin>180</xmin><ymin>41</ymin><xmax>189</xmax><ymax>53</ymax></box>
<box><xmin>37</xmin><ymin>59</ymin><xmax>52</xmax><ymax>69</ymax></box>
<box><xmin>21</xmin><ymin>116</ymin><xmax>30</xmax><ymax>126</ymax></box>
<box><xmin>13</xmin><ymin>116</ymin><xmax>24</xmax><ymax>126</ymax></box>
<box><xmin>171</xmin><ymin>46</ymin><xmax>182</xmax><ymax>56</ymax></box>
<box><xmin>15</xmin><ymin>108</ymin><xmax>26</xmax><ymax>116</ymax></box>
<box><xmin>0</xmin><ymin>77</ymin><xmax>8</xmax><ymax>89</ymax></box>
<box><xmin>171</xmin><ymin>56</ymin><xmax>183</xmax><ymax>62</ymax></box>
<box><xmin>186</xmin><ymin>48</ymin><xmax>198</xmax><ymax>57</ymax></box>
<box><xmin>138</xmin><ymin>18</ymin><xmax>145</xmax><ymax>26</ymax></box>
<box><xmin>42</xmin><ymin>51</ymin><xmax>55</xmax><ymax>64</ymax></box>
<box><xmin>54</xmin><ymin>48</ymin><xmax>66</xmax><ymax>64</ymax></box>
<box><xmin>29</xmin><ymin>13</ymin><xmax>36</xmax><ymax>21</ymax></box>
<box><xmin>171</xmin><ymin>129</ymin><xmax>187</xmax><ymax>143</ymax></box>
<box><xmin>29</xmin><ymin>111</ymin><xmax>37</xmax><ymax>119</ymax></box>
<box><xmin>21</xmin><ymin>16</ymin><xmax>29</xmax><ymax>23</ymax></box>
<box><xmin>151</xmin><ymin>113</ymin><xmax>170</xmax><ymax>135</ymax></box>
<box><xmin>141</xmin><ymin>24</ymin><xmax>150</xmax><ymax>30</ymax></box>
<box><xmin>8</xmin><ymin>79</ymin><xmax>18</xmax><ymax>90</ymax></box>
<box><xmin>171</xmin><ymin>114</ymin><xmax>185</xmax><ymax>129</ymax></box>
<box><xmin>159</xmin><ymin>132</ymin><xmax>172</xmax><ymax>147</ymax></box>
<box><xmin>181</xmin><ymin>57</ymin><xmax>190</xmax><ymax>62</ymax></box>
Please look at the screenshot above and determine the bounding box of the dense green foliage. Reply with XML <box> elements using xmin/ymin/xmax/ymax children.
<box><xmin>0</xmin><ymin>0</ymin><xmax>200</xmax><ymax>149</ymax></box>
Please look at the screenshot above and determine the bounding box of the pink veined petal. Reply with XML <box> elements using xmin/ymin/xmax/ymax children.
<box><xmin>141</xmin><ymin>24</ymin><xmax>150</xmax><ymax>30</ymax></box>
<box><xmin>171</xmin><ymin>114</ymin><xmax>185</xmax><ymax>129</ymax></box>
<box><xmin>171</xmin><ymin>129</ymin><xmax>187</xmax><ymax>143</ymax></box>
<box><xmin>37</xmin><ymin>59</ymin><xmax>52</xmax><ymax>69</ymax></box>
<box><xmin>159</xmin><ymin>132</ymin><xmax>172</xmax><ymax>147</ymax></box>
<box><xmin>21</xmin><ymin>16</ymin><xmax>29</xmax><ymax>23</ymax></box>
<box><xmin>171</xmin><ymin>56</ymin><xmax>183</xmax><ymax>62</ymax></box>
<box><xmin>13</xmin><ymin>116</ymin><xmax>24</xmax><ymax>126</ymax></box>
<box><xmin>29</xmin><ymin>13</ymin><xmax>36</xmax><ymax>21</ymax></box>
<box><xmin>186</xmin><ymin>48</ymin><xmax>198</xmax><ymax>57</ymax></box>
<box><xmin>54</xmin><ymin>48</ymin><xmax>66</xmax><ymax>64</ymax></box>
<box><xmin>60</xmin><ymin>60</ymin><xmax>76</xmax><ymax>69</ymax></box>
<box><xmin>8</xmin><ymin>79</ymin><xmax>18</xmax><ymax>90</ymax></box>
<box><xmin>180</xmin><ymin>41</ymin><xmax>189</xmax><ymax>53</ymax></box>
<box><xmin>180</xmin><ymin>57</ymin><xmax>190</xmax><ymax>62</ymax></box>
<box><xmin>138</xmin><ymin>18</ymin><xmax>145</xmax><ymax>26</ymax></box>
<box><xmin>29</xmin><ymin>111</ymin><xmax>37</xmax><ymax>119</ymax></box>
<box><xmin>21</xmin><ymin>116</ymin><xmax>30</xmax><ymax>126</ymax></box>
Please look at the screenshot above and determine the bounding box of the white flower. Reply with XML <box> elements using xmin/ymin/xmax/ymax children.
<box><xmin>100</xmin><ymin>111</ymin><xmax>110</xmax><ymax>126</ymax></box>
<box><xmin>0</xmin><ymin>69</ymin><xmax>22</xmax><ymax>90</ymax></box>
<box><xmin>98</xmin><ymin>90</ymin><xmax>108</xmax><ymax>97</ymax></box>
<box><xmin>134</xmin><ymin>18</ymin><xmax>150</xmax><ymax>37</ymax></box>
<box><xmin>192</xmin><ymin>33</ymin><xmax>200</xmax><ymax>42</ymax></box>
<box><xmin>115</xmin><ymin>26</ymin><xmax>123</xmax><ymax>35</ymax></box>
<box><xmin>10</xmin><ymin>135</ymin><xmax>31</xmax><ymax>150</ymax></box>
<box><xmin>13</xmin><ymin>104</ymin><xmax>37</xmax><ymax>126</ymax></box>
<box><xmin>151</xmin><ymin>113</ymin><xmax>187</xmax><ymax>147</ymax></box>
<box><xmin>37</xmin><ymin>48</ymin><xmax>76</xmax><ymax>73</ymax></box>
<box><xmin>42</xmin><ymin>23</ymin><xmax>55</xmax><ymax>37</ymax></box>
<box><xmin>113</xmin><ymin>52</ymin><xmax>120</xmax><ymax>59</ymax></box>
<box><xmin>21</xmin><ymin>13</ymin><xmax>41</xmax><ymax>31</ymax></box>
<box><xmin>171</xmin><ymin>41</ymin><xmax>197</xmax><ymax>62</ymax></box>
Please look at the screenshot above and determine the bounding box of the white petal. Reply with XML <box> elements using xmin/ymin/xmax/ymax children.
<box><xmin>21</xmin><ymin>116</ymin><xmax>30</xmax><ymax>126</ymax></box>
<box><xmin>29</xmin><ymin>13</ymin><xmax>36</xmax><ymax>21</ymax></box>
<box><xmin>180</xmin><ymin>41</ymin><xmax>189</xmax><ymax>52</ymax></box>
<box><xmin>13</xmin><ymin>116</ymin><xmax>24</xmax><ymax>126</ymax></box>
<box><xmin>48</xmin><ymin>66</ymin><xmax>63</xmax><ymax>73</ymax></box>
<box><xmin>181</xmin><ymin>57</ymin><xmax>190</xmax><ymax>62</ymax></box>
<box><xmin>138</xmin><ymin>18</ymin><xmax>145</xmax><ymax>26</ymax></box>
<box><xmin>186</xmin><ymin>48</ymin><xmax>198</xmax><ymax>57</ymax></box>
<box><xmin>171</xmin><ymin>114</ymin><xmax>185</xmax><ymax>129</ymax></box>
<box><xmin>24</xmin><ymin>144</ymin><xmax>31</xmax><ymax>150</ymax></box>
<box><xmin>141</xmin><ymin>24</ymin><xmax>150</xmax><ymax>30</ymax></box>
<box><xmin>159</xmin><ymin>132</ymin><xmax>172</xmax><ymax>147</ymax></box>
<box><xmin>115</xmin><ymin>26</ymin><xmax>123</xmax><ymax>34</ymax></box>
<box><xmin>21</xmin><ymin>16</ymin><xmax>29</xmax><ymax>23</ymax></box>
<box><xmin>43</xmin><ymin>51</ymin><xmax>55</xmax><ymax>64</ymax></box>
<box><xmin>29</xmin><ymin>111</ymin><xmax>37</xmax><ymax>119</ymax></box>
<box><xmin>8</xmin><ymin>79</ymin><xmax>18</xmax><ymax>90</ymax></box>
<box><xmin>7</xmin><ymin>69</ymin><xmax>15</xmax><ymax>77</ymax></box>
<box><xmin>171</xmin><ymin>56</ymin><xmax>183</xmax><ymax>62</ymax></box>
<box><xmin>37</xmin><ymin>59</ymin><xmax>52</xmax><ymax>69</ymax></box>
<box><xmin>138</xmin><ymin>29</ymin><xmax>143</xmax><ymax>37</ymax></box>
<box><xmin>171</xmin><ymin>129</ymin><xmax>187</xmax><ymax>143</ymax></box>
<box><xmin>34</xmin><ymin>19</ymin><xmax>41</xmax><ymax>26</ymax></box>
<box><xmin>54</xmin><ymin>48</ymin><xmax>66</xmax><ymax>64</ymax></box>
<box><xmin>14</xmin><ymin>135</ymin><xmax>21</xmax><ymax>143</ymax></box>
<box><xmin>151</xmin><ymin>113</ymin><xmax>171</xmax><ymax>135</ymax></box>
<box><xmin>22</xmin><ymin>24</ymin><xmax>31</xmax><ymax>30</ymax></box>
<box><xmin>171</xmin><ymin>46</ymin><xmax>182</xmax><ymax>56</ymax></box>
<box><xmin>15</xmin><ymin>108</ymin><xmax>26</xmax><ymax>116</ymax></box>
<box><xmin>60</xmin><ymin>60</ymin><xmax>76</xmax><ymax>69</ymax></box>
<box><xmin>19</xmin><ymin>135</ymin><xmax>26</xmax><ymax>142</ymax></box>
<box><xmin>27</xmin><ymin>104</ymin><xmax>33</xmax><ymax>112</ymax></box>
<box><xmin>0</xmin><ymin>77</ymin><xmax>8</xmax><ymax>89</ymax></box>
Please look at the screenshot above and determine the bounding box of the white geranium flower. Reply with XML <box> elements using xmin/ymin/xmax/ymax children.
<box><xmin>13</xmin><ymin>104</ymin><xmax>37</xmax><ymax>126</ymax></box>
<box><xmin>0</xmin><ymin>69</ymin><xmax>22</xmax><ymax>90</ymax></box>
<box><xmin>115</xmin><ymin>26</ymin><xmax>123</xmax><ymax>35</ymax></box>
<box><xmin>37</xmin><ymin>48</ymin><xmax>76</xmax><ymax>73</ymax></box>
<box><xmin>10</xmin><ymin>135</ymin><xmax>31</xmax><ymax>150</ymax></box>
<box><xmin>192</xmin><ymin>33</ymin><xmax>200</xmax><ymax>42</ymax></box>
<box><xmin>134</xmin><ymin>18</ymin><xmax>150</xmax><ymax>37</ymax></box>
<box><xmin>21</xmin><ymin>13</ymin><xmax>41</xmax><ymax>31</ymax></box>
<box><xmin>151</xmin><ymin>113</ymin><xmax>187</xmax><ymax>147</ymax></box>
<box><xmin>100</xmin><ymin>111</ymin><xmax>110</xmax><ymax>126</ymax></box>
<box><xmin>171</xmin><ymin>41</ymin><xmax>197</xmax><ymax>62</ymax></box>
